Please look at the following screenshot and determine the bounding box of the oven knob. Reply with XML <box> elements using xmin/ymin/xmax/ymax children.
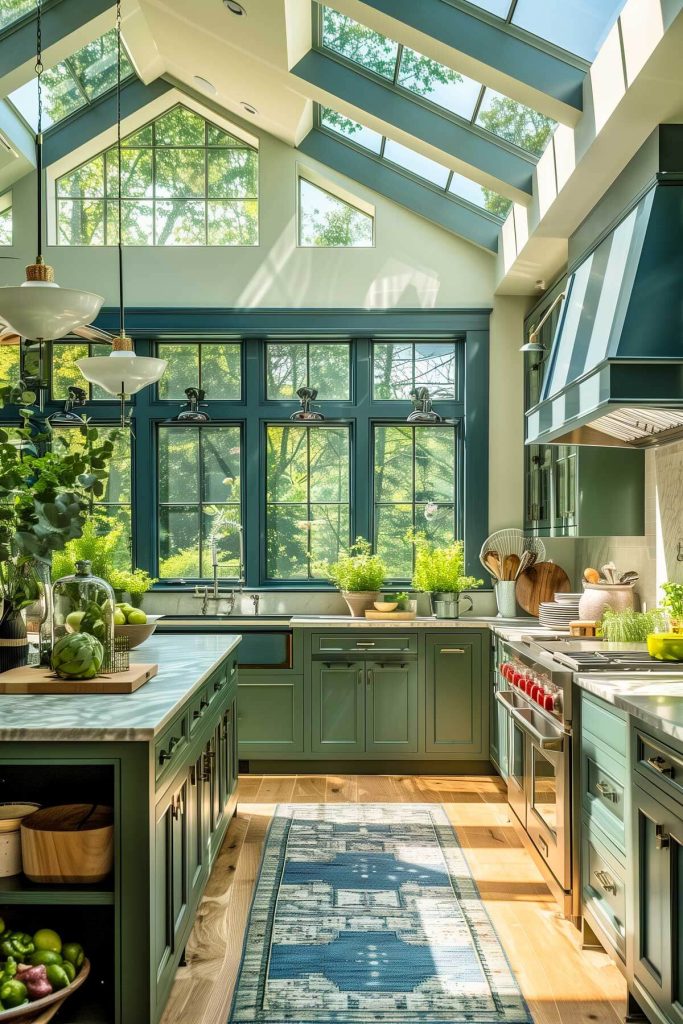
<box><xmin>535</xmin><ymin>689</ymin><xmax>546</xmax><ymax>706</ymax></box>
<box><xmin>512</xmin><ymin>671</ymin><xmax>523</xmax><ymax>687</ymax></box>
<box><xmin>543</xmin><ymin>693</ymin><xmax>555</xmax><ymax>712</ymax></box>
<box><xmin>502</xmin><ymin>663</ymin><xmax>511</xmax><ymax>680</ymax></box>
<box><xmin>531</xmin><ymin>685</ymin><xmax>542</xmax><ymax>702</ymax></box>
<box><xmin>523</xmin><ymin>677</ymin><xmax>534</xmax><ymax>695</ymax></box>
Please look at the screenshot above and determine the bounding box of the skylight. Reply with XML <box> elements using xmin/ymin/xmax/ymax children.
<box><xmin>0</xmin><ymin>0</ymin><xmax>33</xmax><ymax>32</ymax></box>
<box><xmin>319</xmin><ymin>7</ymin><xmax>555</xmax><ymax>158</ymax></box>
<box><xmin>318</xmin><ymin>105</ymin><xmax>512</xmax><ymax>220</ymax></box>
<box><xmin>465</xmin><ymin>0</ymin><xmax>627</xmax><ymax>62</ymax></box>
<box><xmin>9</xmin><ymin>28</ymin><xmax>134</xmax><ymax>131</ymax></box>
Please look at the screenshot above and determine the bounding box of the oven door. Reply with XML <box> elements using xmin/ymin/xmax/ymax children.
<box><xmin>512</xmin><ymin>704</ymin><xmax>570</xmax><ymax>891</ymax></box>
<box><xmin>496</xmin><ymin>690</ymin><xmax>527</xmax><ymax>828</ymax></box>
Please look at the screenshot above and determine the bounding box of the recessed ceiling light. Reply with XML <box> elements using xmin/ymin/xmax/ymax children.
<box><xmin>223</xmin><ymin>0</ymin><xmax>246</xmax><ymax>13</ymax></box>
<box><xmin>241</xmin><ymin>102</ymin><xmax>258</xmax><ymax>115</ymax></box>
<box><xmin>193</xmin><ymin>75</ymin><xmax>217</xmax><ymax>95</ymax></box>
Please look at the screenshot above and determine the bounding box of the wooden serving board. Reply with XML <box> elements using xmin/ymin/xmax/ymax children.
<box><xmin>364</xmin><ymin>610</ymin><xmax>417</xmax><ymax>620</ymax></box>
<box><xmin>515</xmin><ymin>562</ymin><xmax>571</xmax><ymax>617</ymax></box>
<box><xmin>0</xmin><ymin>663</ymin><xmax>157</xmax><ymax>694</ymax></box>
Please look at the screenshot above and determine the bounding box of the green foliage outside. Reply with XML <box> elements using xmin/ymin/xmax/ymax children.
<box><xmin>0</xmin><ymin>203</ymin><xmax>11</xmax><ymax>245</ymax></box>
<box><xmin>0</xmin><ymin>0</ymin><xmax>33</xmax><ymax>31</ymax></box>
<box><xmin>411</xmin><ymin>536</ymin><xmax>483</xmax><ymax>594</ymax></box>
<box><xmin>315</xmin><ymin>536</ymin><xmax>386</xmax><ymax>591</ymax></box>
<box><xmin>299</xmin><ymin>179</ymin><xmax>373</xmax><ymax>247</ymax></box>
<box><xmin>51</xmin><ymin>516</ymin><xmax>127</xmax><ymax>583</ymax></box>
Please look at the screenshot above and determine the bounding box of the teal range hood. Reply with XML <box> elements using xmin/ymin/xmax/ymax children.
<box><xmin>526</xmin><ymin>175</ymin><xmax>683</xmax><ymax>448</ymax></box>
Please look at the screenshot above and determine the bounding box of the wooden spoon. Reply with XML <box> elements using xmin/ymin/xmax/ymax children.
<box><xmin>503</xmin><ymin>554</ymin><xmax>520</xmax><ymax>581</ymax></box>
<box><xmin>515</xmin><ymin>551</ymin><xmax>532</xmax><ymax>579</ymax></box>
<box><xmin>483</xmin><ymin>550</ymin><xmax>502</xmax><ymax>579</ymax></box>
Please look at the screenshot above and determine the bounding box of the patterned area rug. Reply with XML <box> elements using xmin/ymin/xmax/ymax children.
<box><xmin>228</xmin><ymin>803</ymin><xmax>532</xmax><ymax>1024</ymax></box>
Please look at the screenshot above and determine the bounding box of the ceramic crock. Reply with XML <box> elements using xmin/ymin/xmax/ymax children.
<box><xmin>341</xmin><ymin>591</ymin><xmax>380</xmax><ymax>617</ymax></box>
<box><xmin>578</xmin><ymin>583</ymin><xmax>635</xmax><ymax>621</ymax></box>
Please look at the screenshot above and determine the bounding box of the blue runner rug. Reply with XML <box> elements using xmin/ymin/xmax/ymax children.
<box><xmin>228</xmin><ymin>803</ymin><xmax>532</xmax><ymax>1023</ymax></box>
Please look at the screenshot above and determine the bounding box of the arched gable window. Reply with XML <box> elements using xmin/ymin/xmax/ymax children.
<box><xmin>55</xmin><ymin>104</ymin><xmax>258</xmax><ymax>246</ymax></box>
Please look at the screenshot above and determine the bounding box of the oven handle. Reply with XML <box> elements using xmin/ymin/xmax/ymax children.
<box><xmin>496</xmin><ymin>691</ymin><xmax>565</xmax><ymax>751</ymax></box>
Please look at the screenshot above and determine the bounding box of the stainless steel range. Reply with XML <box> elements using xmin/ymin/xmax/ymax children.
<box><xmin>495</xmin><ymin>636</ymin><xmax>675</xmax><ymax>919</ymax></box>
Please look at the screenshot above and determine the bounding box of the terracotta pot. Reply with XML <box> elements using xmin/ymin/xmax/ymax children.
<box><xmin>578</xmin><ymin>583</ymin><xmax>635</xmax><ymax>621</ymax></box>
<box><xmin>0</xmin><ymin>611</ymin><xmax>28</xmax><ymax>673</ymax></box>
<box><xmin>341</xmin><ymin>591</ymin><xmax>380</xmax><ymax>617</ymax></box>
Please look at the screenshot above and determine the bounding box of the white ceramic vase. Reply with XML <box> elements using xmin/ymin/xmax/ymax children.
<box><xmin>578</xmin><ymin>583</ymin><xmax>635</xmax><ymax>621</ymax></box>
<box><xmin>341</xmin><ymin>591</ymin><xmax>380</xmax><ymax>617</ymax></box>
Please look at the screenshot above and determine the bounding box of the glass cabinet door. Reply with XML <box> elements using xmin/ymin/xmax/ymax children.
<box><xmin>553</xmin><ymin>446</ymin><xmax>577</xmax><ymax>534</ymax></box>
<box><xmin>526</xmin><ymin>445</ymin><xmax>552</xmax><ymax>531</ymax></box>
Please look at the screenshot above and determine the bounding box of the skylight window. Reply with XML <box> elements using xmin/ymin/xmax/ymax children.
<box><xmin>466</xmin><ymin>0</ymin><xmax>627</xmax><ymax>62</ymax></box>
<box><xmin>9</xmin><ymin>29</ymin><xmax>133</xmax><ymax>131</ymax></box>
<box><xmin>396</xmin><ymin>48</ymin><xmax>482</xmax><ymax>119</ymax></box>
<box><xmin>319</xmin><ymin>108</ymin><xmax>383</xmax><ymax>154</ymax></box>
<box><xmin>0</xmin><ymin>0</ymin><xmax>33</xmax><ymax>31</ymax></box>
<box><xmin>383</xmin><ymin>140</ymin><xmax>451</xmax><ymax>189</ymax></box>
<box><xmin>475</xmin><ymin>88</ymin><xmax>554</xmax><ymax>157</ymax></box>
<box><xmin>321</xmin><ymin>7</ymin><xmax>398</xmax><ymax>80</ymax></box>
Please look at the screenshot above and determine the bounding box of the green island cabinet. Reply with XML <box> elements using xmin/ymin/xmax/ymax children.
<box><xmin>0</xmin><ymin>637</ymin><xmax>239</xmax><ymax>1024</ymax></box>
<box><xmin>236</xmin><ymin>627</ymin><xmax>489</xmax><ymax>768</ymax></box>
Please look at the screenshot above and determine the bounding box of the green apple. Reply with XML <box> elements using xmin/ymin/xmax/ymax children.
<box><xmin>65</xmin><ymin>610</ymin><xmax>86</xmax><ymax>632</ymax></box>
<box><xmin>127</xmin><ymin>609</ymin><xmax>147</xmax><ymax>625</ymax></box>
<box><xmin>114</xmin><ymin>609</ymin><xmax>126</xmax><ymax>625</ymax></box>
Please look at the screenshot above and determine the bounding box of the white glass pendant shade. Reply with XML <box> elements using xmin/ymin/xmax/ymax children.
<box><xmin>77</xmin><ymin>350</ymin><xmax>167</xmax><ymax>396</ymax></box>
<box><xmin>0</xmin><ymin>280</ymin><xmax>104</xmax><ymax>341</ymax></box>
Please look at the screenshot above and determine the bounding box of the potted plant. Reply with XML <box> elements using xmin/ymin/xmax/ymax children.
<box><xmin>0</xmin><ymin>412</ymin><xmax>116</xmax><ymax>671</ymax></box>
<box><xmin>107</xmin><ymin>568</ymin><xmax>157</xmax><ymax>608</ymax></box>
<box><xmin>662</xmin><ymin>582</ymin><xmax>683</xmax><ymax>633</ymax></box>
<box><xmin>316</xmin><ymin>537</ymin><xmax>386</xmax><ymax>617</ymax></box>
<box><xmin>411</xmin><ymin>536</ymin><xmax>483</xmax><ymax>618</ymax></box>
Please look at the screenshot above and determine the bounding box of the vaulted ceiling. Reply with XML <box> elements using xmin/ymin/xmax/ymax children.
<box><xmin>0</xmin><ymin>0</ymin><xmax>681</xmax><ymax>291</ymax></box>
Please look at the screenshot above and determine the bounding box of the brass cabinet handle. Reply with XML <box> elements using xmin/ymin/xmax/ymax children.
<box><xmin>648</xmin><ymin>755</ymin><xmax>673</xmax><ymax>776</ymax></box>
<box><xmin>594</xmin><ymin>869</ymin><xmax>617</xmax><ymax>895</ymax></box>
<box><xmin>441</xmin><ymin>648</ymin><xmax>465</xmax><ymax>654</ymax></box>
<box><xmin>595</xmin><ymin>780</ymin><xmax>617</xmax><ymax>800</ymax></box>
<box><xmin>655</xmin><ymin>825</ymin><xmax>670</xmax><ymax>850</ymax></box>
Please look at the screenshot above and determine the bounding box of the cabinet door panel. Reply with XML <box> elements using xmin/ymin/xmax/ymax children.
<box><xmin>154</xmin><ymin>804</ymin><xmax>172</xmax><ymax>985</ymax></box>
<box><xmin>366</xmin><ymin>662</ymin><xmax>417</xmax><ymax>754</ymax></box>
<box><xmin>238</xmin><ymin>677</ymin><xmax>303</xmax><ymax>754</ymax></box>
<box><xmin>171</xmin><ymin>778</ymin><xmax>189</xmax><ymax>946</ymax></box>
<box><xmin>311</xmin><ymin>662</ymin><xmax>364</xmax><ymax>754</ymax></box>
<box><xmin>425</xmin><ymin>637</ymin><xmax>482</xmax><ymax>755</ymax></box>
<box><xmin>633</xmin><ymin>784</ymin><xmax>671</xmax><ymax>1007</ymax></box>
<box><xmin>188</xmin><ymin>755</ymin><xmax>206</xmax><ymax>904</ymax></box>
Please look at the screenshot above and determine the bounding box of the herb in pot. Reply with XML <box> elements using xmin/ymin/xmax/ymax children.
<box><xmin>661</xmin><ymin>582</ymin><xmax>683</xmax><ymax>629</ymax></box>
<box><xmin>600</xmin><ymin>608</ymin><xmax>668</xmax><ymax>643</ymax></box>
<box><xmin>314</xmin><ymin>537</ymin><xmax>386</xmax><ymax>617</ymax></box>
<box><xmin>410</xmin><ymin>536</ymin><xmax>483</xmax><ymax>596</ymax></box>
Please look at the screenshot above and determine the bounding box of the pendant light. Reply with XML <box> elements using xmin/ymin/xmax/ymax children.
<box><xmin>76</xmin><ymin>0</ymin><xmax>166</xmax><ymax>422</ymax></box>
<box><xmin>0</xmin><ymin>0</ymin><xmax>104</xmax><ymax>341</ymax></box>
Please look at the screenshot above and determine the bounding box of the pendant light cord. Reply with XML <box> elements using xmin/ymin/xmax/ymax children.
<box><xmin>116</xmin><ymin>0</ymin><xmax>125</xmax><ymax>338</ymax></box>
<box><xmin>35</xmin><ymin>0</ymin><xmax>43</xmax><ymax>263</ymax></box>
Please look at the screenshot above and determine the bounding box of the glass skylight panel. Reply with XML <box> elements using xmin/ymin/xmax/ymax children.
<box><xmin>447</xmin><ymin>172</ymin><xmax>491</xmax><ymax>209</ymax></box>
<box><xmin>475</xmin><ymin>88</ymin><xmax>555</xmax><ymax>156</ymax></box>
<box><xmin>383</xmin><ymin>140</ymin><xmax>450</xmax><ymax>189</ymax></box>
<box><xmin>319</xmin><ymin>107</ymin><xmax>383</xmax><ymax>154</ymax></box>
<box><xmin>321</xmin><ymin>7</ymin><xmax>398</xmax><ymax>80</ymax></box>
<box><xmin>511</xmin><ymin>0</ymin><xmax>625</xmax><ymax>61</ymax></box>
<box><xmin>397</xmin><ymin>48</ymin><xmax>482</xmax><ymax>119</ymax></box>
<box><xmin>0</xmin><ymin>0</ymin><xmax>34</xmax><ymax>31</ymax></box>
<box><xmin>463</xmin><ymin>0</ymin><xmax>513</xmax><ymax>16</ymax></box>
<box><xmin>9</xmin><ymin>29</ymin><xmax>133</xmax><ymax>130</ymax></box>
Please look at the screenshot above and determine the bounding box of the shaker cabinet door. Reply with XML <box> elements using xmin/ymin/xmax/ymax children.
<box><xmin>425</xmin><ymin>636</ymin><xmax>483</xmax><ymax>755</ymax></box>
<box><xmin>365</xmin><ymin>661</ymin><xmax>418</xmax><ymax>754</ymax></box>
<box><xmin>311</xmin><ymin>661</ymin><xmax>365</xmax><ymax>754</ymax></box>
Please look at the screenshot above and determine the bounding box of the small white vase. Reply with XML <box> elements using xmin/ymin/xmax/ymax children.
<box><xmin>578</xmin><ymin>584</ymin><xmax>635</xmax><ymax>621</ymax></box>
<box><xmin>341</xmin><ymin>591</ymin><xmax>380</xmax><ymax>617</ymax></box>
<box><xmin>495</xmin><ymin>581</ymin><xmax>518</xmax><ymax>618</ymax></box>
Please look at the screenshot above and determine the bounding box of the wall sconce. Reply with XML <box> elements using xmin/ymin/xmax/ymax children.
<box><xmin>166</xmin><ymin>387</ymin><xmax>210</xmax><ymax>423</ymax></box>
<box><xmin>47</xmin><ymin>386</ymin><xmax>88</xmax><ymax>426</ymax></box>
<box><xmin>520</xmin><ymin>291</ymin><xmax>566</xmax><ymax>353</ymax></box>
<box><xmin>291</xmin><ymin>386</ymin><xmax>324</xmax><ymax>421</ymax></box>
<box><xmin>407</xmin><ymin>387</ymin><xmax>442</xmax><ymax>423</ymax></box>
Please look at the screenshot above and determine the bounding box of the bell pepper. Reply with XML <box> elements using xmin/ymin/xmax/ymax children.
<box><xmin>62</xmin><ymin>942</ymin><xmax>85</xmax><ymax>969</ymax></box>
<box><xmin>0</xmin><ymin>932</ymin><xmax>34</xmax><ymax>960</ymax></box>
<box><xmin>0</xmin><ymin>955</ymin><xmax>18</xmax><ymax>982</ymax></box>
<box><xmin>0</xmin><ymin>978</ymin><xmax>28</xmax><ymax>1009</ymax></box>
<box><xmin>61</xmin><ymin>959</ymin><xmax>76</xmax><ymax>983</ymax></box>
<box><xmin>46</xmin><ymin>963</ymin><xmax>71</xmax><ymax>991</ymax></box>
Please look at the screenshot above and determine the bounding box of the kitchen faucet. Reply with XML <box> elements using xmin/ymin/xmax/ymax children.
<box><xmin>194</xmin><ymin>520</ymin><xmax>245</xmax><ymax>614</ymax></box>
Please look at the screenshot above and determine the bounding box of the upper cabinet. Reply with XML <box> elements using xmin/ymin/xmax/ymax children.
<box><xmin>523</xmin><ymin>286</ymin><xmax>645</xmax><ymax>538</ymax></box>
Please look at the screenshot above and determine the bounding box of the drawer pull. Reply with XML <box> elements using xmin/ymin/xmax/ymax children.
<box><xmin>356</xmin><ymin>642</ymin><xmax>375</xmax><ymax>647</ymax></box>
<box><xmin>441</xmin><ymin>648</ymin><xmax>465</xmax><ymax>654</ymax></box>
<box><xmin>594</xmin><ymin>869</ymin><xmax>617</xmax><ymax>895</ymax></box>
<box><xmin>595</xmin><ymin>780</ymin><xmax>616</xmax><ymax>800</ymax></box>
<box><xmin>159</xmin><ymin>736</ymin><xmax>180</xmax><ymax>764</ymax></box>
<box><xmin>648</xmin><ymin>755</ymin><xmax>673</xmax><ymax>776</ymax></box>
<box><xmin>655</xmin><ymin>825</ymin><xmax>670</xmax><ymax>850</ymax></box>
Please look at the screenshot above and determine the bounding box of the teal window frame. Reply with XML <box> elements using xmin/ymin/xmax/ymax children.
<box><xmin>2</xmin><ymin>308</ymin><xmax>489</xmax><ymax>585</ymax></box>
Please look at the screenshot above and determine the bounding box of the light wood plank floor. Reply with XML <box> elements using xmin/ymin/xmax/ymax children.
<box><xmin>160</xmin><ymin>774</ymin><xmax>627</xmax><ymax>1024</ymax></box>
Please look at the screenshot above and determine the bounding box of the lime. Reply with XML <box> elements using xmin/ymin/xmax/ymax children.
<box><xmin>61</xmin><ymin>960</ymin><xmax>76</xmax><ymax>982</ymax></box>
<box><xmin>114</xmin><ymin>609</ymin><xmax>126</xmax><ymax>625</ymax></box>
<box><xmin>33</xmin><ymin>928</ymin><xmax>62</xmax><ymax>954</ymax></box>
<box><xmin>127</xmin><ymin>609</ymin><xmax>147</xmax><ymax>625</ymax></box>
<box><xmin>62</xmin><ymin>942</ymin><xmax>85</xmax><ymax>969</ymax></box>
<box><xmin>31</xmin><ymin>949</ymin><xmax>63</xmax><ymax>967</ymax></box>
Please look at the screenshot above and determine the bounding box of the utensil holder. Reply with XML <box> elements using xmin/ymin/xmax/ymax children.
<box><xmin>495</xmin><ymin>581</ymin><xmax>517</xmax><ymax>618</ymax></box>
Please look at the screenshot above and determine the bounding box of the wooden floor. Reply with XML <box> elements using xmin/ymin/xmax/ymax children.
<box><xmin>160</xmin><ymin>774</ymin><xmax>627</xmax><ymax>1024</ymax></box>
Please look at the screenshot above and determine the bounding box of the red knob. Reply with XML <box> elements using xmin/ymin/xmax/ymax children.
<box><xmin>522</xmin><ymin>677</ymin><xmax>533</xmax><ymax>694</ymax></box>
<box><xmin>544</xmin><ymin>693</ymin><xmax>555</xmax><ymax>712</ymax></box>
<box><xmin>531</xmin><ymin>684</ymin><xmax>541</xmax><ymax>701</ymax></box>
<box><xmin>502</xmin><ymin>663</ymin><xmax>511</xmax><ymax>680</ymax></box>
<box><xmin>535</xmin><ymin>688</ymin><xmax>546</xmax><ymax>706</ymax></box>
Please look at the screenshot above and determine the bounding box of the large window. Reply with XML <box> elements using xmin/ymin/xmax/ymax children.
<box><xmin>373</xmin><ymin>342</ymin><xmax>458</xmax><ymax>400</ymax></box>
<box><xmin>298</xmin><ymin>178</ymin><xmax>373</xmax><ymax>247</ymax></box>
<box><xmin>373</xmin><ymin>425</ymin><xmax>458</xmax><ymax>579</ymax></box>
<box><xmin>158</xmin><ymin>426</ymin><xmax>242</xmax><ymax>579</ymax></box>
<box><xmin>52</xmin><ymin>427</ymin><xmax>132</xmax><ymax>569</ymax></box>
<box><xmin>265</xmin><ymin>424</ymin><xmax>351</xmax><ymax>580</ymax></box>
<box><xmin>157</xmin><ymin>342</ymin><xmax>242</xmax><ymax>401</ymax></box>
<box><xmin>56</xmin><ymin>105</ymin><xmax>258</xmax><ymax>246</ymax></box>
<box><xmin>0</xmin><ymin>193</ymin><xmax>12</xmax><ymax>245</ymax></box>
<box><xmin>0</xmin><ymin>0</ymin><xmax>34</xmax><ymax>32</ymax></box>
<box><xmin>266</xmin><ymin>342</ymin><xmax>350</xmax><ymax>401</ymax></box>
<box><xmin>51</xmin><ymin>341</ymin><xmax>111</xmax><ymax>400</ymax></box>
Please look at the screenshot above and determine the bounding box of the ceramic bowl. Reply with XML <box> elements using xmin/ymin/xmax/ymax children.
<box><xmin>374</xmin><ymin>601</ymin><xmax>398</xmax><ymax>612</ymax></box>
<box><xmin>114</xmin><ymin>614</ymin><xmax>162</xmax><ymax>649</ymax></box>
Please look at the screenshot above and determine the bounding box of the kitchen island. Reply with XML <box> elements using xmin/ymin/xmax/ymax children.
<box><xmin>0</xmin><ymin>634</ymin><xmax>240</xmax><ymax>1024</ymax></box>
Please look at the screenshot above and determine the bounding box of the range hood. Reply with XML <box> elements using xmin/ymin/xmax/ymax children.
<box><xmin>526</xmin><ymin>174</ymin><xmax>683</xmax><ymax>448</ymax></box>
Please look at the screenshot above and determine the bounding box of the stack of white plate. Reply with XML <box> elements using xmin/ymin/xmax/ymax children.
<box><xmin>539</xmin><ymin>593</ymin><xmax>582</xmax><ymax>629</ymax></box>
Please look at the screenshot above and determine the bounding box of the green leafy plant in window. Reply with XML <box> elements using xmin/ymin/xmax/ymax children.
<box><xmin>315</xmin><ymin>536</ymin><xmax>386</xmax><ymax>617</ymax></box>
<box><xmin>107</xmin><ymin>568</ymin><xmax>157</xmax><ymax>607</ymax></box>
<box><xmin>661</xmin><ymin>582</ymin><xmax>683</xmax><ymax>631</ymax></box>
<box><xmin>410</xmin><ymin>535</ymin><xmax>482</xmax><ymax>595</ymax></box>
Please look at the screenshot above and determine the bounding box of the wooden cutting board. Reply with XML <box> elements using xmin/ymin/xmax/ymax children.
<box><xmin>364</xmin><ymin>610</ymin><xmax>417</xmax><ymax>620</ymax></box>
<box><xmin>0</xmin><ymin>663</ymin><xmax>157</xmax><ymax>694</ymax></box>
<box><xmin>515</xmin><ymin>562</ymin><xmax>571</xmax><ymax>617</ymax></box>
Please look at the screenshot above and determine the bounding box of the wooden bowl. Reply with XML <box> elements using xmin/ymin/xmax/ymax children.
<box><xmin>114</xmin><ymin>614</ymin><xmax>162</xmax><ymax>649</ymax></box>
<box><xmin>0</xmin><ymin>959</ymin><xmax>90</xmax><ymax>1021</ymax></box>
<box><xmin>374</xmin><ymin>601</ymin><xmax>398</xmax><ymax>612</ymax></box>
<box><xmin>21</xmin><ymin>804</ymin><xmax>113</xmax><ymax>884</ymax></box>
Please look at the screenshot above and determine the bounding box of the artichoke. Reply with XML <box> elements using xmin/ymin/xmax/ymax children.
<box><xmin>51</xmin><ymin>632</ymin><xmax>104</xmax><ymax>679</ymax></box>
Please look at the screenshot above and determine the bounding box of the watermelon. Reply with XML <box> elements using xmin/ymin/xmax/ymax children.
<box><xmin>51</xmin><ymin>633</ymin><xmax>104</xmax><ymax>680</ymax></box>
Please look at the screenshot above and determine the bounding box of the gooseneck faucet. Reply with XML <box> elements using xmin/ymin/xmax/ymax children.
<box><xmin>194</xmin><ymin>519</ymin><xmax>245</xmax><ymax>615</ymax></box>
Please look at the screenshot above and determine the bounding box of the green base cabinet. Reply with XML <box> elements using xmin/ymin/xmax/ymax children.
<box><xmin>238</xmin><ymin>674</ymin><xmax>304</xmax><ymax>756</ymax></box>
<box><xmin>312</xmin><ymin>661</ymin><xmax>365</xmax><ymax>754</ymax></box>
<box><xmin>425</xmin><ymin>634</ymin><xmax>484</xmax><ymax>756</ymax></box>
<box><xmin>366</xmin><ymin>661</ymin><xmax>418</xmax><ymax>754</ymax></box>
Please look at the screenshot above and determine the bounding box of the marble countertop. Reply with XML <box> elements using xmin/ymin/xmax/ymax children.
<box><xmin>289</xmin><ymin>615</ymin><xmax>538</xmax><ymax>630</ymax></box>
<box><xmin>575</xmin><ymin>672</ymin><xmax>683</xmax><ymax>744</ymax></box>
<box><xmin>0</xmin><ymin>634</ymin><xmax>240</xmax><ymax>743</ymax></box>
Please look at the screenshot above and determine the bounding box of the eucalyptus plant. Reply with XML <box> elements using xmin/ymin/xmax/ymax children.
<box><xmin>0</xmin><ymin>407</ymin><xmax>116</xmax><ymax>623</ymax></box>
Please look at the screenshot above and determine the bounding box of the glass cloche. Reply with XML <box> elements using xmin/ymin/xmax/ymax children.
<box><xmin>52</xmin><ymin>560</ymin><xmax>115</xmax><ymax>655</ymax></box>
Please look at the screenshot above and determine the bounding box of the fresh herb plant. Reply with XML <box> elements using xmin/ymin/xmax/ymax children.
<box><xmin>661</xmin><ymin>582</ymin><xmax>683</xmax><ymax>621</ymax></box>
<box><xmin>411</xmin><ymin>535</ymin><xmax>483</xmax><ymax>595</ymax></box>
<box><xmin>316</xmin><ymin>537</ymin><xmax>386</xmax><ymax>592</ymax></box>
<box><xmin>600</xmin><ymin>607</ymin><xmax>668</xmax><ymax>643</ymax></box>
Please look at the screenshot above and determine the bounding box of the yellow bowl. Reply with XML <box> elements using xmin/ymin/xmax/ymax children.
<box><xmin>647</xmin><ymin>633</ymin><xmax>683</xmax><ymax>662</ymax></box>
<box><xmin>374</xmin><ymin>601</ymin><xmax>399</xmax><ymax>612</ymax></box>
